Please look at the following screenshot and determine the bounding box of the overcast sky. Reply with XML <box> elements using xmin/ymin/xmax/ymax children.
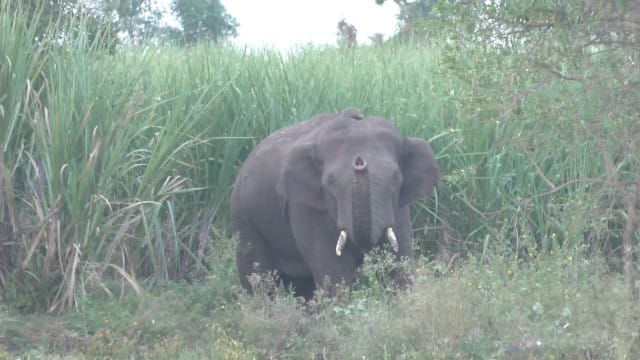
<box><xmin>159</xmin><ymin>0</ymin><xmax>400</xmax><ymax>51</ymax></box>
<box><xmin>221</xmin><ymin>0</ymin><xmax>400</xmax><ymax>50</ymax></box>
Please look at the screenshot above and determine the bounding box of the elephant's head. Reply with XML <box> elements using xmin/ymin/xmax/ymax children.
<box><xmin>277</xmin><ymin>110</ymin><xmax>442</xmax><ymax>255</ymax></box>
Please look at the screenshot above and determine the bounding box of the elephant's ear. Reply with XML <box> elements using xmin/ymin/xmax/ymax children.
<box><xmin>399</xmin><ymin>137</ymin><xmax>443</xmax><ymax>207</ymax></box>
<box><xmin>276</xmin><ymin>142</ymin><xmax>325</xmax><ymax>212</ymax></box>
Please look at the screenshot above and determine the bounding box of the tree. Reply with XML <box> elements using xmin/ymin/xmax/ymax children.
<box><xmin>108</xmin><ymin>0</ymin><xmax>164</xmax><ymax>43</ymax></box>
<box><xmin>432</xmin><ymin>0</ymin><xmax>640</xmax><ymax>280</ymax></box>
<box><xmin>7</xmin><ymin>0</ymin><xmax>73</xmax><ymax>35</ymax></box>
<box><xmin>375</xmin><ymin>0</ymin><xmax>436</xmax><ymax>36</ymax></box>
<box><xmin>8</xmin><ymin>0</ymin><xmax>106</xmax><ymax>42</ymax></box>
<box><xmin>172</xmin><ymin>0</ymin><xmax>238</xmax><ymax>44</ymax></box>
<box><xmin>337</xmin><ymin>19</ymin><xmax>357</xmax><ymax>49</ymax></box>
<box><xmin>90</xmin><ymin>0</ymin><xmax>185</xmax><ymax>45</ymax></box>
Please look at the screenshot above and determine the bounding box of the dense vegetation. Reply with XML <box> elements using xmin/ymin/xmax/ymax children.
<box><xmin>1</xmin><ymin>0</ymin><xmax>638</xmax><ymax>358</ymax></box>
<box><xmin>9</xmin><ymin>0</ymin><xmax>238</xmax><ymax>46</ymax></box>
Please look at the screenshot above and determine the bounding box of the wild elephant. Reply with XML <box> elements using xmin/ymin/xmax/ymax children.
<box><xmin>230</xmin><ymin>108</ymin><xmax>442</xmax><ymax>299</ymax></box>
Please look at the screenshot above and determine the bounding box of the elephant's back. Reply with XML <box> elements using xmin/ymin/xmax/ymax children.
<box><xmin>253</xmin><ymin>113</ymin><xmax>336</xmax><ymax>154</ymax></box>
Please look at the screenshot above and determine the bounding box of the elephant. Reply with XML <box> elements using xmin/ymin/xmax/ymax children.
<box><xmin>230</xmin><ymin>108</ymin><xmax>442</xmax><ymax>299</ymax></box>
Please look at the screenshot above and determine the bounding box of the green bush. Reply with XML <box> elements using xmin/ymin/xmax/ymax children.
<box><xmin>196</xmin><ymin>245</ymin><xmax>639</xmax><ymax>359</ymax></box>
<box><xmin>2</xmin><ymin>237</ymin><xmax>639</xmax><ymax>358</ymax></box>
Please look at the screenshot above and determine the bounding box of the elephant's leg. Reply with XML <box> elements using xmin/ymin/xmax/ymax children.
<box><xmin>281</xmin><ymin>274</ymin><xmax>316</xmax><ymax>300</ymax></box>
<box><xmin>234</xmin><ymin>221</ymin><xmax>277</xmax><ymax>295</ymax></box>
<box><xmin>288</xmin><ymin>206</ymin><xmax>359</xmax><ymax>297</ymax></box>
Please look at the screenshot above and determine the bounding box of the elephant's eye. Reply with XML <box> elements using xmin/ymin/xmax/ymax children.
<box><xmin>326</xmin><ymin>174</ymin><xmax>337</xmax><ymax>188</ymax></box>
<box><xmin>391</xmin><ymin>171</ymin><xmax>403</xmax><ymax>188</ymax></box>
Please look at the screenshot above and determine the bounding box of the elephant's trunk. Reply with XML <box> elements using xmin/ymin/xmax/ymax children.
<box><xmin>351</xmin><ymin>155</ymin><xmax>372</xmax><ymax>245</ymax></box>
<box><xmin>335</xmin><ymin>154</ymin><xmax>399</xmax><ymax>256</ymax></box>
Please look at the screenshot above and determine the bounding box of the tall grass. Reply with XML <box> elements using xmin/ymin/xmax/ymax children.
<box><xmin>1</xmin><ymin>0</ymin><xmax>638</xmax><ymax>313</ymax></box>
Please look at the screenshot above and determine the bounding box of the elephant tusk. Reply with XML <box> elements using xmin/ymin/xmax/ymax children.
<box><xmin>336</xmin><ymin>230</ymin><xmax>348</xmax><ymax>256</ymax></box>
<box><xmin>385</xmin><ymin>227</ymin><xmax>399</xmax><ymax>253</ymax></box>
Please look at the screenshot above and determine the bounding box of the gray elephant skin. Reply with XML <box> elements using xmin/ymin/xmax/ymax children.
<box><xmin>230</xmin><ymin>109</ymin><xmax>442</xmax><ymax>299</ymax></box>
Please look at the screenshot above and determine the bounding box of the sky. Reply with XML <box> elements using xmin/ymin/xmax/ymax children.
<box><xmin>221</xmin><ymin>0</ymin><xmax>400</xmax><ymax>50</ymax></box>
<box><xmin>159</xmin><ymin>0</ymin><xmax>401</xmax><ymax>51</ymax></box>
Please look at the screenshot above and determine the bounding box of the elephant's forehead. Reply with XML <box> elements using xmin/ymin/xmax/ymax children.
<box><xmin>328</xmin><ymin>115</ymin><xmax>395</xmax><ymax>130</ymax></box>
<box><xmin>319</xmin><ymin>117</ymin><xmax>401</xmax><ymax>144</ymax></box>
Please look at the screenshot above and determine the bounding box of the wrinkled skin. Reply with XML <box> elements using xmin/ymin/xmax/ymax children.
<box><xmin>231</xmin><ymin>109</ymin><xmax>442</xmax><ymax>299</ymax></box>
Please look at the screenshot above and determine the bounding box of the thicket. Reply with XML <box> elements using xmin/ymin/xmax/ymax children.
<box><xmin>0</xmin><ymin>0</ymin><xmax>638</xmax><ymax>319</ymax></box>
<box><xmin>428</xmin><ymin>0</ymin><xmax>640</xmax><ymax>271</ymax></box>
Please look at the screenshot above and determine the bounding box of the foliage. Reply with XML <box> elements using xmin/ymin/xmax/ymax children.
<box><xmin>3</xmin><ymin>244</ymin><xmax>639</xmax><ymax>358</ymax></box>
<box><xmin>93</xmin><ymin>0</ymin><xmax>167</xmax><ymax>44</ymax></box>
<box><xmin>5</xmin><ymin>0</ymin><xmax>238</xmax><ymax>46</ymax></box>
<box><xmin>425</xmin><ymin>0</ymin><xmax>640</xmax><ymax>274</ymax></box>
<box><xmin>5</xmin><ymin>0</ymin><xmax>120</xmax><ymax>48</ymax></box>
<box><xmin>375</xmin><ymin>0</ymin><xmax>437</xmax><ymax>38</ymax></box>
<box><xmin>337</xmin><ymin>19</ymin><xmax>358</xmax><ymax>49</ymax></box>
<box><xmin>5</xmin><ymin>0</ymin><xmax>76</xmax><ymax>38</ymax></box>
<box><xmin>172</xmin><ymin>0</ymin><xmax>238</xmax><ymax>44</ymax></box>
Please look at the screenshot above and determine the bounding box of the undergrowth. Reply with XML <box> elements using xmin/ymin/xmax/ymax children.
<box><xmin>2</xmin><ymin>243</ymin><xmax>638</xmax><ymax>359</ymax></box>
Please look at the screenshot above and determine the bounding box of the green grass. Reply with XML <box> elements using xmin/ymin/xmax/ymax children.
<box><xmin>1</xmin><ymin>1</ymin><xmax>639</xmax><ymax>357</ymax></box>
